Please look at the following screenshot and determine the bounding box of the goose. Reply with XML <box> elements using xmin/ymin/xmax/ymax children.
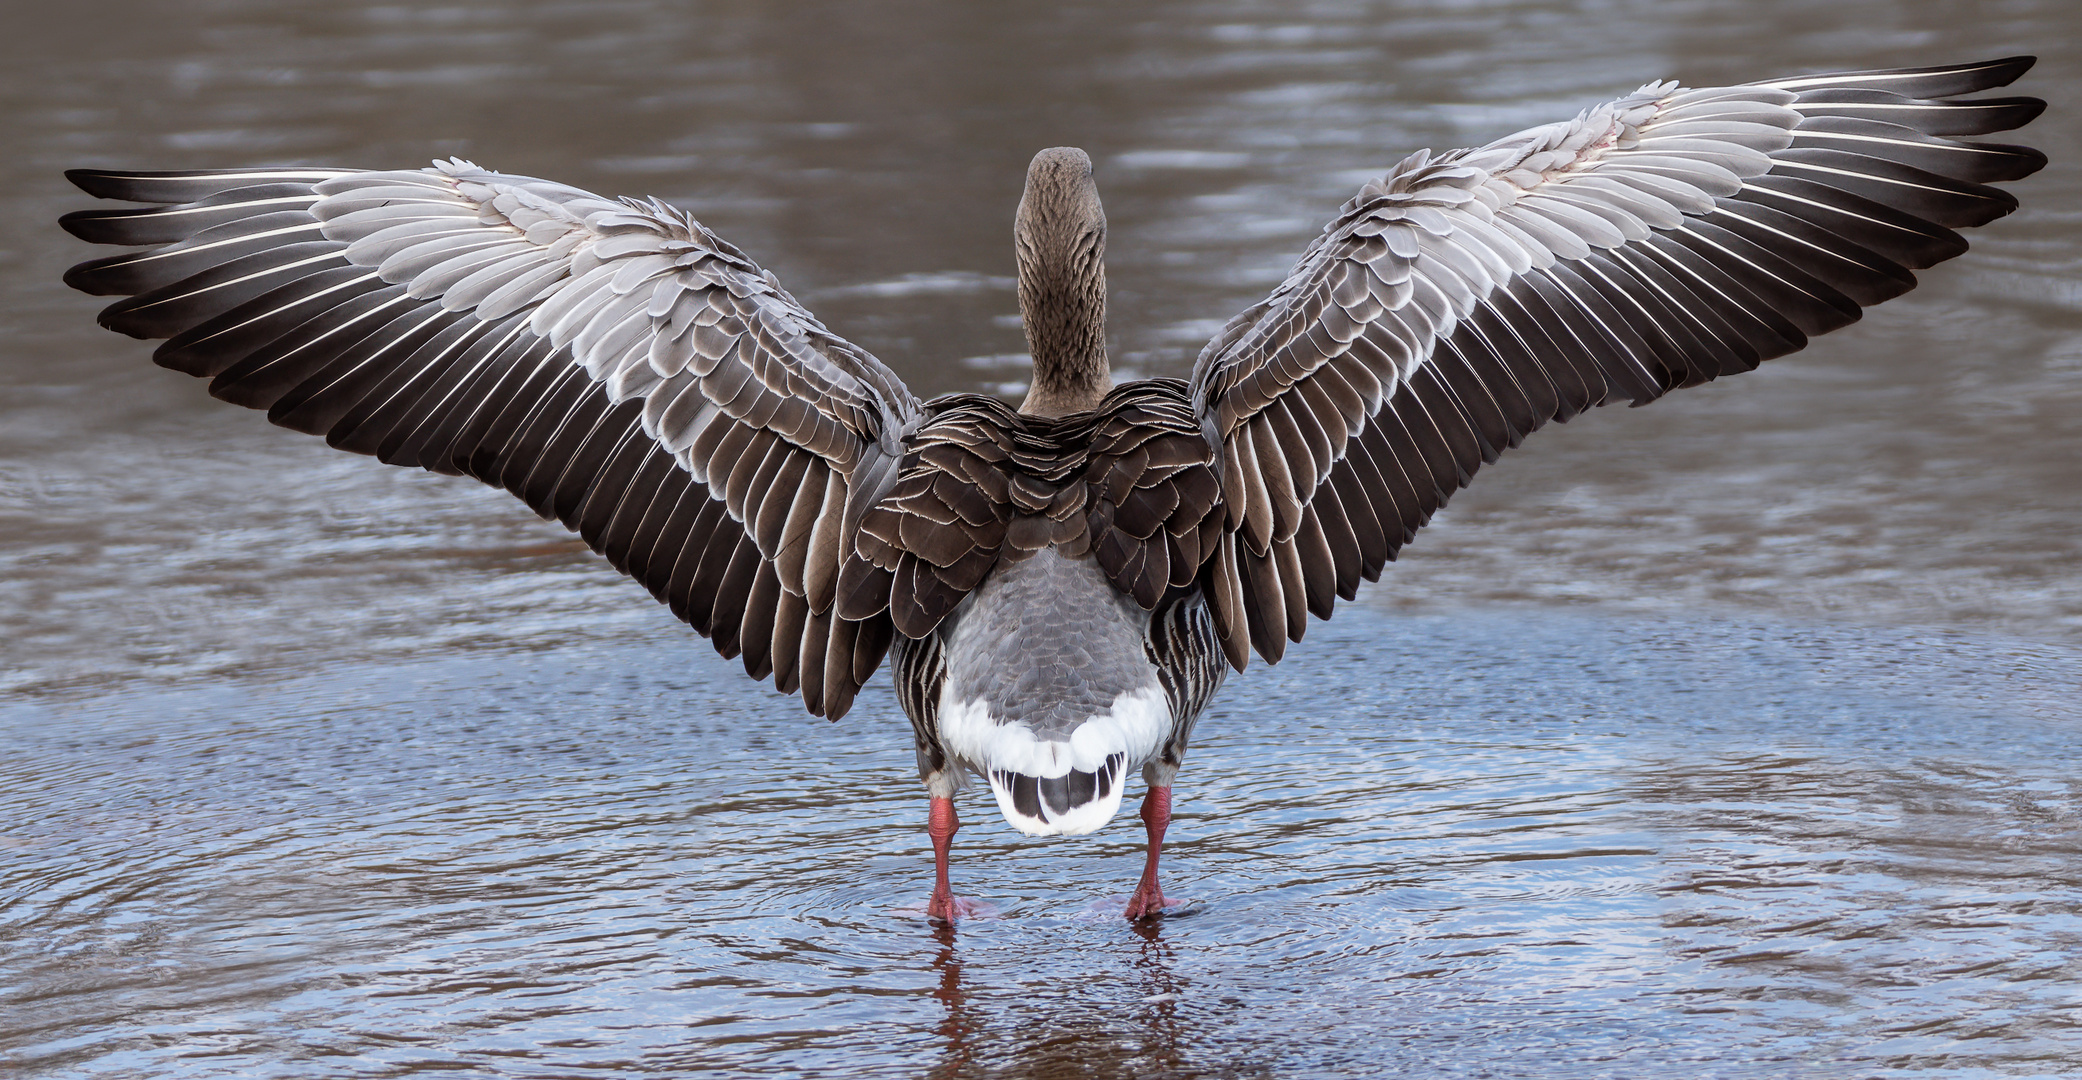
<box><xmin>61</xmin><ymin>56</ymin><xmax>2045</xmax><ymax>922</ymax></box>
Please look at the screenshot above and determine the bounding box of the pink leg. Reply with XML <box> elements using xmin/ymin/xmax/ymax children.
<box><xmin>1123</xmin><ymin>786</ymin><xmax>1173</xmax><ymax>920</ymax></box>
<box><xmin>926</xmin><ymin>796</ymin><xmax>962</xmax><ymax>923</ymax></box>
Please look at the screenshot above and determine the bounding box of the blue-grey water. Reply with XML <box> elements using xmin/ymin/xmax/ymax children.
<box><xmin>2</xmin><ymin>2</ymin><xmax>2080</xmax><ymax>1077</ymax></box>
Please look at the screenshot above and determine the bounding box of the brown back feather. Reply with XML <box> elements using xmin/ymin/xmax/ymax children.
<box><xmin>838</xmin><ymin>380</ymin><xmax>1223</xmax><ymax>638</ymax></box>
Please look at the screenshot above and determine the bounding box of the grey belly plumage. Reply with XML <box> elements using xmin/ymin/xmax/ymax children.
<box><xmin>893</xmin><ymin>549</ymin><xmax>1224</xmax><ymax>835</ymax></box>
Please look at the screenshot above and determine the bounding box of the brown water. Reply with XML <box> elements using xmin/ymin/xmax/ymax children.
<box><xmin>2</xmin><ymin>2</ymin><xmax>2079</xmax><ymax>1077</ymax></box>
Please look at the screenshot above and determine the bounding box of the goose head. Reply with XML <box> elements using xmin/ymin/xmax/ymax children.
<box><xmin>1014</xmin><ymin>147</ymin><xmax>1110</xmax><ymax>417</ymax></box>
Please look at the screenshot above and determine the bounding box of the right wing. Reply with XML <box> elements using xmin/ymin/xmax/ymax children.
<box><xmin>62</xmin><ymin>159</ymin><xmax>921</xmax><ymax>718</ymax></box>
<box><xmin>1187</xmin><ymin>56</ymin><xmax>2045</xmax><ymax>669</ymax></box>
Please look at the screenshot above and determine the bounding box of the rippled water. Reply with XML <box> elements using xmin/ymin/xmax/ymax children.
<box><xmin>3</xmin><ymin>1</ymin><xmax>2080</xmax><ymax>1077</ymax></box>
<box><xmin>8</xmin><ymin>612</ymin><xmax>2082</xmax><ymax>1077</ymax></box>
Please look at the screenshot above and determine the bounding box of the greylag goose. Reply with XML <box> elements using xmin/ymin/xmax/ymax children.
<box><xmin>61</xmin><ymin>56</ymin><xmax>2045</xmax><ymax>921</ymax></box>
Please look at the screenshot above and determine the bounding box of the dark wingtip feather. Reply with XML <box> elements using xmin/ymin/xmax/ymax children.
<box><xmin>66</xmin><ymin>169</ymin><xmax>136</xmax><ymax>201</ymax></box>
<box><xmin>65</xmin><ymin>168</ymin><xmax>212</xmax><ymax>203</ymax></box>
<box><xmin>1761</xmin><ymin>55</ymin><xmax>2039</xmax><ymax>99</ymax></box>
<box><xmin>1993</xmin><ymin>142</ymin><xmax>2049</xmax><ymax>183</ymax></box>
<box><xmin>64</xmin><ymin>167</ymin><xmax>347</xmax><ymax>205</ymax></box>
<box><xmin>61</xmin><ymin>205</ymin><xmax>200</xmax><ymax>247</ymax></box>
<box><xmin>2000</xmin><ymin>95</ymin><xmax>2049</xmax><ymax>128</ymax></box>
<box><xmin>61</xmin><ymin>187</ymin><xmax>322</xmax><ymax>248</ymax></box>
<box><xmin>1915</xmin><ymin>55</ymin><xmax>2039</xmax><ymax>94</ymax></box>
<box><xmin>59</xmin><ymin>208</ymin><xmax>125</xmax><ymax>243</ymax></box>
<box><xmin>62</xmin><ymin>252</ymin><xmax>134</xmax><ymax>296</ymax></box>
<box><xmin>1982</xmin><ymin>54</ymin><xmax>2037</xmax><ymax>88</ymax></box>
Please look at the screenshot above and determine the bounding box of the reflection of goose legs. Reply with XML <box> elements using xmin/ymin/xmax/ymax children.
<box><xmin>927</xmin><ymin>920</ymin><xmax>975</xmax><ymax>1075</ymax></box>
<box><xmin>1124</xmin><ymin>786</ymin><xmax>1174</xmax><ymax>919</ymax></box>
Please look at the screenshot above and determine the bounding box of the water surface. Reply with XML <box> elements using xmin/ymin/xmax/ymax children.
<box><xmin>7</xmin><ymin>612</ymin><xmax>2081</xmax><ymax>1077</ymax></box>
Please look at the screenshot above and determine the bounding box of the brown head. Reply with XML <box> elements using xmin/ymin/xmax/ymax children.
<box><xmin>1014</xmin><ymin>147</ymin><xmax>1110</xmax><ymax>416</ymax></box>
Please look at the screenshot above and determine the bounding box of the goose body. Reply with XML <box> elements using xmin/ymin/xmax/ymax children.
<box><xmin>61</xmin><ymin>56</ymin><xmax>2045</xmax><ymax>920</ymax></box>
<box><xmin>912</xmin><ymin>549</ymin><xmax>1187</xmax><ymax>835</ymax></box>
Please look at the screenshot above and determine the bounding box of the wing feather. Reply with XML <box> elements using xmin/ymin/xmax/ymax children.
<box><xmin>63</xmin><ymin>158</ymin><xmax>921</xmax><ymax>718</ymax></box>
<box><xmin>1190</xmin><ymin>56</ymin><xmax>2043</xmax><ymax>668</ymax></box>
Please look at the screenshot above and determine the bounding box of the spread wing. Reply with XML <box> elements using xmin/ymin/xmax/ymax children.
<box><xmin>1189</xmin><ymin>55</ymin><xmax>2046</xmax><ymax>670</ymax></box>
<box><xmin>62</xmin><ymin>159</ymin><xmax>922</xmax><ymax>718</ymax></box>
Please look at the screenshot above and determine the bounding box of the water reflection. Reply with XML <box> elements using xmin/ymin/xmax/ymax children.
<box><xmin>1121</xmin><ymin>921</ymin><xmax>1194</xmax><ymax>1080</ymax></box>
<box><xmin>923</xmin><ymin>917</ymin><xmax>1202</xmax><ymax>1080</ymax></box>
<box><xmin>926</xmin><ymin>923</ymin><xmax>978</xmax><ymax>1079</ymax></box>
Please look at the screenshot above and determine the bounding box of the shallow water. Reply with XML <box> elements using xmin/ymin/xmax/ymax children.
<box><xmin>6</xmin><ymin>611</ymin><xmax>2082</xmax><ymax>1078</ymax></box>
<box><xmin>3</xmin><ymin>1</ymin><xmax>2080</xmax><ymax>1077</ymax></box>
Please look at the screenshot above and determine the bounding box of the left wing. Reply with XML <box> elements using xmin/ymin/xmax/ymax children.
<box><xmin>61</xmin><ymin>160</ymin><xmax>920</xmax><ymax>717</ymax></box>
<box><xmin>1188</xmin><ymin>56</ymin><xmax>2046</xmax><ymax>669</ymax></box>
